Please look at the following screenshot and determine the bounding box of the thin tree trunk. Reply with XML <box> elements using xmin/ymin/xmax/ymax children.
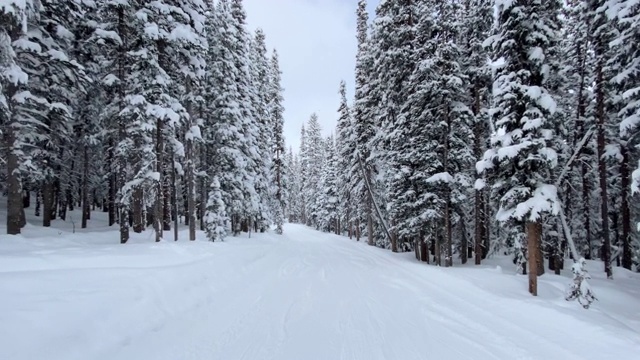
<box><xmin>22</xmin><ymin>183</ymin><xmax>30</xmax><ymax>209</ymax></box>
<box><xmin>155</xmin><ymin>118</ymin><xmax>164</xmax><ymax>242</ymax></box>
<box><xmin>173</xmin><ymin>155</ymin><xmax>179</xmax><ymax>241</ymax></box>
<box><xmin>575</xmin><ymin>28</ymin><xmax>592</xmax><ymax>260</ymax></box>
<box><xmin>117</xmin><ymin>6</ymin><xmax>129</xmax><ymax>244</ymax></box>
<box><xmin>391</xmin><ymin>219</ymin><xmax>398</xmax><ymax>253</ymax></box>
<box><xmin>132</xmin><ymin>187</ymin><xmax>143</xmax><ymax>233</ymax></box>
<box><xmin>367</xmin><ymin>192</ymin><xmax>374</xmax><ymax>246</ymax></box>
<box><xmin>527</xmin><ymin>221</ymin><xmax>541</xmax><ymax>296</ymax></box>
<box><xmin>444</xmin><ymin>109</ymin><xmax>452</xmax><ymax>267</ymax></box>
<box><xmin>620</xmin><ymin>142</ymin><xmax>632</xmax><ymax>270</ymax></box>
<box><xmin>35</xmin><ymin>190</ymin><xmax>41</xmax><ymax>217</ymax></box>
<box><xmin>81</xmin><ymin>144</ymin><xmax>90</xmax><ymax>229</ymax></box>
<box><xmin>595</xmin><ymin>47</ymin><xmax>612</xmax><ymax>278</ymax></box>
<box><xmin>108</xmin><ymin>140</ymin><xmax>116</xmax><ymax>226</ymax></box>
<box><xmin>185</xmin><ymin>79</ymin><xmax>196</xmax><ymax>241</ymax></box>
<box><xmin>4</xmin><ymin>125</ymin><xmax>23</xmax><ymax>234</ymax></box>
<box><xmin>42</xmin><ymin>180</ymin><xmax>54</xmax><ymax>227</ymax></box>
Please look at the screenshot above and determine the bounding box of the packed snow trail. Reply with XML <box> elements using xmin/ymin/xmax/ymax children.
<box><xmin>1</xmin><ymin>223</ymin><xmax>639</xmax><ymax>360</ymax></box>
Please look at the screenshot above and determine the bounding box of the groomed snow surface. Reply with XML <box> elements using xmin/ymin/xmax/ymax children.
<box><xmin>1</xmin><ymin>209</ymin><xmax>639</xmax><ymax>360</ymax></box>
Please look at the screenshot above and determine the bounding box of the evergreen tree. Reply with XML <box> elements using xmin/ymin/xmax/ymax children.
<box><xmin>269</xmin><ymin>50</ymin><xmax>286</xmax><ymax>234</ymax></box>
<box><xmin>479</xmin><ymin>0</ymin><xmax>563</xmax><ymax>295</ymax></box>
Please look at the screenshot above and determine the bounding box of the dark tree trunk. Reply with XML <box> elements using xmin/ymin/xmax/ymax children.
<box><xmin>108</xmin><ymin>145</ymin><xmax>116</xmax><ymax>226</ymax></box>
<box><xmin>4</xmin><ymin>125</ymin><xmax>23</xmax><ymax>234</ymax></box>
<box><xmin>42</xmin><ymin>181</ymin><xmax>54</xmax><ymax>227</ymax></box>
<box><xmin>155</xmin><ymin>117</ymin><xmax>164</xmax><ymax>242</ymax></box>
<box><xmin>620</xmin><ymin>143</ymin><xmax>632</xmax><ymax>270</ymax></box>
<box><xmin>594</xmin><ymin>41</ymin><xmax>612</xmax><ymax>278</ymax></box>
<box><xmin>117</xmin><ymin>6</ymin><xmax>129</xmax><ymax>244</ymax></box>
<box><xmin>82</xmin><ymin>145</ymin><xmax>90</xmax><ymax>229</ymax></box>
<box><xmin>367</xmin><ymin>192</ymin><xmax>374</xmax><ymax>246</ymax></box>
<box><xmin>527</xmin><ymin>221</ymin><xmax>541</xmax><ymax>296</ymax></box>
<box><xmin>35</xmin><ymin>190</ymin><xmax>41</xmax><ymax>217</ymax></box>
<box><xmin>132</xmin><ymin>187</ymin><xmax>143</xmax><ymax>233</ymax></box>
<box><xmin>185</xmin><ymin>79</ymin><xmax>197</xmax><ymax>241</ymax></box>
<box><xmin>391</xmin><ymin>220</ymin><xmax>398</xmax><ymax>253</ymax></box>
<box><xmin>419</xmin><ymin>238</ymin><xmax>428</xmax><ymax>263</ymax></box>
<box><xmin>22</xmin><ymin>184</ymin><xmax>30</xmax><ymax>209</ymax></box>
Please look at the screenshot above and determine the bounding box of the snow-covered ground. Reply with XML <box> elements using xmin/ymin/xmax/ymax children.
<box><xmin>1</xmin><ymin>209</ymin><xmax>639</xmax><ymax>360</ymax></box>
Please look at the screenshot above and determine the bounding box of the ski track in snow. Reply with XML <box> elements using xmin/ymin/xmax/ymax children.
<box><xmin>1</xmin><ymin>223</ymin><xmax>639</xmax><ymax>360</ymax></box>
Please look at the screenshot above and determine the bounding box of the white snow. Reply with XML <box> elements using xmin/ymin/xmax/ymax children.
<box><xmin>1</xmin><ymin>209</ymin><xmax>639</xmax><ymax>360</ymax></box>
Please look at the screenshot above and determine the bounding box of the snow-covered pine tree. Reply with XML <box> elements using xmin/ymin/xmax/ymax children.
<box><xmin>336</xmin><ymin>80</ymin><xmax>356</xmax><ymax>238</ymax></box>
<box><xmin>479</xmin><ymin>0</ymin><xmax>563</xmax><ymax>295</ymax></box>
<box><xmin>353</xmin><ymin>0</ymin><xmax>376</xmax><ymax>246</ymax></box>
<box><xmin>299</xmin><ymin>125</ymin><xmax>308</xmax><ymax>224</ymax></box>
<box><xmin>205</xmin><ymin>0</ymin><xmax>249</xmax><ymax>236</ymax></box>
<box><xmin>304</xmin><ymin>114</ymin><xmax>324</xmax><ymax>229</ymax></box>
<box><xmin>589</xmin><ymin>0</ymin><xmax>617</xmax><ymax>278</ymax></box>
<box><xmin>609</xmin><ymin>0</ymin><xmax>640</xmax><ymax>271</ymax></box>
<box><xmin>229</xmin><ymin>0</ymin><xmax>262</xmax><ymax>233</ymax></box>
<box><xmin>370</xmin><ymin>0</ymin><xmax>419</xmax><ymax>250</ymax></box>
<box><xmin>204</xmin><ymin>176</ymin><xmax>228</xmax><ymax>242</ymax></box>
<box><xmin>562</xmin><ymin>0</ymin><xmax>596</xmax><ymax>260</ymax></box>
<box><xmin>1</xmin><ymin>0</ymin><xmax>40</xmax><ymax>234</ymax></box>
<box><xmin>462</xmin><ymin>0</ymin><xmax>493</xmax><ymax>264</ymax></box>
<box><xmin>269</xmin><ymin>50</ymin><xmax>286</xmax><ymax>234</ymax></box>
<box><xmin>249</xmin><ymin>28</ymin><xmax>273</xmax><ymax>233</ymax></box>
<box><xmin>171</xmin><ymin>0</ymin><xmax>208</xmax><ymax>241</ymax></box>
<box><xmin>318</xmin><ymin>135</ymin><xmax>340</xmax><ymax>233</ymax></box>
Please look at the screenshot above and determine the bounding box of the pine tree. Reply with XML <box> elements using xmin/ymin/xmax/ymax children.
<box><xmin>1</xmin><ymin>0</ymin><xmax>39</xmax><ymax>235</ymax></box>
<box><xmin>336</xmin><ymin>80</ymin><xmax>356</xmax><ymax>238</ymax></box>
<box><xmin>205</xmin><ymin>176</ymin><xmax>228</xmax><ymax>242</ymax></box>
<box><xmin>479</xmin><ymin>0</ymin><xmax>563</xmax><ymax>295</ymax></box>
<box><xmin>269</xmin><ymin>50</ymin><xmax>286</xmax><ymax>234</ymax></box>
<box><xmin>463</xmin><ymin>0</ymin><xmax>493</xmax><ymax>264</ymax></box>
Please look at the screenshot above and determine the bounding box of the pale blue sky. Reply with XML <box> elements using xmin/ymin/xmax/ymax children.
<box><xmin>244</xmin><ymin>0</ymin><xmax>379</xmax><ymax>152</ymax></box>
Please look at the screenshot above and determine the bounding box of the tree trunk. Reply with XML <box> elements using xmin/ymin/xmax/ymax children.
<box><xmin>155</xmin><ymin>117</ymin><xmax>164</xmax><ymax>242</ymax></box>
<box><xmin>185</xmin><ymin>79</ymin><xmax>197</xmax><ymax>241</ymax></box>
<box><xmin>620</xmin><ymin>142</ymin><xmax>632</xmax><ymax>270</ymax></box>
<box><xmin>420</xmin><ymin>238</ymin><xmax>428</xmax><ymax>263</ymax></box>
<box><xmin>575</xmin><ymin>27</ymin><xmax>592</xmax><ymax>260</ymax></box>
<box><xmin>4</xmin><ymin>125</ymin><xmax>23</xmax><ymax>234</ymax></box>
<box><xmin>35</xmin><ymin>190</ymin><xmax>41</xmax><ymax>217</ymax></box>
<box><xmin>108</xmin><ymin>141</ymin><xmax>116</xmax><ymax>226</ymax></box>
<box><xmin>460</xmin><ymin>212</ymin><xmax>468</xmax><ymax>265</ymax></box>
<box><xmin>391</xmin><ymin>220</ymin><xmax>398</xmax><ymax>253</ymax></box>
<box><xmin>22</xmin><ymin>184</ymin><xmax>30</xmax><ymax>209</ymax></box>
<box><xmin>527</xmin><ymin>221</ymin><xmax>541</xmax><ymax>296</ymax></box>
<box><xmin>117</xmin><ymin>6</ymin><xmax>129</xmax><ymax>244</ymax></box>
<box><xmin>367</xmin><ymin>193</ymin><xmax>374</xmax><ymax>246</ymax></box>
<box><xmin>132</xmin><ymin>187</ymin><xmax>143</xmax><ymax>233</ymax></box>
<box><xmin>595</xmin><ymin>45</ymin><xmax>613</xmax><ymax>279</ymax></box>
<box><xmin>81</xmin><ymin>144</ymin><xmax>90</xmax><ymax>229</ymax></box>
<box><xmin>173</xmin><ymin>157</ymin><xmax>179</xmax><ymax>241</ymax></box>
<box><xmin>42</xmin><ymin>180</ymin><xmax>54</xmax><ymax>227</ymax></box>
<box><xmin>163</xmin><ymin>170</ymin><xmax>171</xmax><ymax>231</ymax></box>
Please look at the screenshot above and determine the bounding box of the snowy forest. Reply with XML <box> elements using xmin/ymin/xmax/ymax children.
<box><xmin>2</xmin><ymin>0</ymin><xmax>640</xmax><ymax>358</ymax></box>
<box><xmin>1</xmin><ymin>0</ymin><xmax>287</xmax><ymax>242</ymax></box>
<box><xmin>285</xmin><ymin>0</ymin><xmax>640</xmax><ymax>295</ymax></box>
<box><xmin>2</xmin><ymin>0</ymin><xmax>640</xmax><ymax>294</ymax></box>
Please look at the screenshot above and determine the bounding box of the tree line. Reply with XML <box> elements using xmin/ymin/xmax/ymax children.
<box><xmin>0</xmin><ymin>0</ymin><xmax>286</xmax><ymax>243</ymax></box>
<box><xmin>285</xmin><ymin>0</ymin><xmax>640</xmax><ymax>295</ymax></box>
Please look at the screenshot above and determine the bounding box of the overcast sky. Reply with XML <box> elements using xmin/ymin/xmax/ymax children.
<box><xmin>243</xmin><ymin>0</ymin><xmax>379</xmax><ymax>153</ymax></box>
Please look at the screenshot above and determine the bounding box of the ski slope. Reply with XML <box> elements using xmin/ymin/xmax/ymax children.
<box><xmin>1</xmin><ymin>222</ymin><xmax>639</xmax><ymax>360</ymax></box>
